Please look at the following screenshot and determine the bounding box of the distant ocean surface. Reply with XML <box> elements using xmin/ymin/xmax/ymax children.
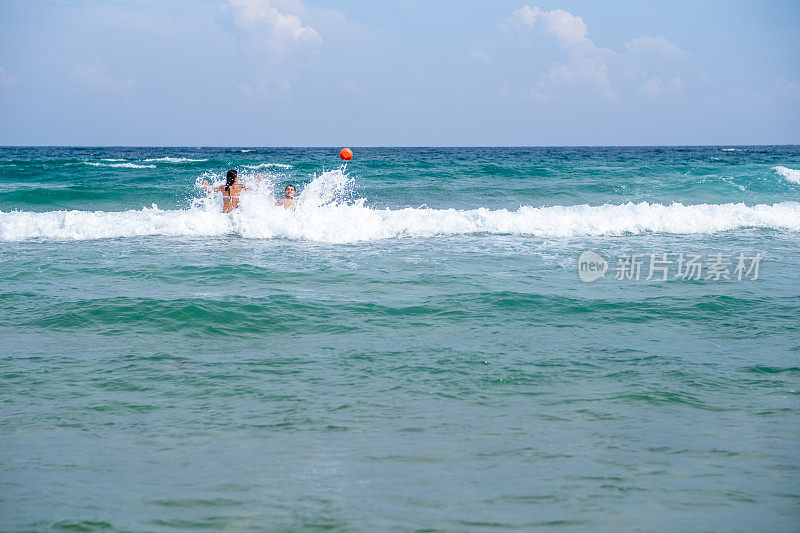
<box><xmin>1</xmin><ymin>146</ymin><xmax>799</xmax><ymax>531</ymax></box>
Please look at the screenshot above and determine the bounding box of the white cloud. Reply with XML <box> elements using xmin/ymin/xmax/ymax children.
<box><xmin>638</xmin><ymin>75</ymin><xmax>685</xmax><ymax>98</ymax></box>
<box><xmin>510</xmin><ymin>5</ymin><xmax>591</xmax><ymax>50</ymax></box>
<box><xmin>531</xmin><ymin>55</ymin><xmax>617</xmax><ymax>102</ymax></box>
<box><xmin>470</xmin><ymin>50</ymin><xmax>491</xmax><ymax>63</ymax></box>
<box><xmin>238</xmin><ymin>81</ymin><xmax>255</xmax><ymax>94</ymax></box>
<box><xmin>626</xmin><ymin>35</ymin><xmax>692</xmax><ymax>97</ymax></box>
<box><xmin>238</xmin><ymin>78</ymin><xmax>292</xmax><ymax>97</ymax></box>
<box><xmin>627</xmin><ymin>36</ymin><xmax>687</xmax><ymax>61</ymax></box>
<box><xmin>468</xmin><ymin>42</ymin><xmax>494</xmax><ymax>63</ymax></box>
<box><xmin>221</xmin><ymin>0</ymin><xmax>322</xmax><ymax>56</ymax></box>
<box><xmin>775</xmin><ymin>76</ymin><xmax>800</xmax><ymax>99</ymax></box>
<box><xmin>507</xmin><ymin>6</ymin><xmax>616</xmax><ymax>101</ymax></box>
<box><xmin>70</xmin><ymin>61</ymin><xmax>135</xmax><ymax>91</ymax></box>
<box><xmin>505</xmin><ymin>5</ymin><xmax>694</xmax><ymax>103</ymax></box>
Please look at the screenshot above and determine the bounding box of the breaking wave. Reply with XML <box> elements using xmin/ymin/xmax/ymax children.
<box><xmin>143</xmin><ymin>157</ymin><xmax>209</xmax><ymax>163</ymax></box>
<box><xmin>2</xmin><ymin>168</ymin><xmax>800</xmax><ymax>243</ymax></box>
<box><xmin>84</xmin><ymin>162</ymin><xmax>156</xmax><ymax>169</ymax></box>
<box><xmin>244</xmin><ymin>163</ymin><xmax>292</xmax><ymax>170</ymax></box>
<box><xmin>774</xmin><ymin>166</ymin><xmax>800</xmax><ymax>184</ymax></box>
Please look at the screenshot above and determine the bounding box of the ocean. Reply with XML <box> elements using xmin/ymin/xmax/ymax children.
<box><xmin>1</xmin><ymin>146</ymin><xmax>799</xmax><ymax>531</ymax></box>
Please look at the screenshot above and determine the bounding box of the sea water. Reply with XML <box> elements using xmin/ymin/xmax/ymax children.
<box><xmin>1</xmin><ymin>147</ymin><xmax>798</xmax><ymax>531</ymax></box>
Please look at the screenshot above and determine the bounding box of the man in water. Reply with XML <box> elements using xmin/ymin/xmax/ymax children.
<box><xmin>277</xmin><ymin>184</ymin><xmax>297</xmax><ymax>208</ymax></box>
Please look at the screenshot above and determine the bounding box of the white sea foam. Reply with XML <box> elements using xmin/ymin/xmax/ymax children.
<box><xmin>3</xmin><ymin>168</ymin><xmax>800</xmax><ymax>243</ymax></box>
<box><xmin>143</xmin><ymin>157</ymin><xmax>209</xmax><ymax>163</ymax></box>
<box><xmin>720</xmin><ymin>176</ymin><xmax>746</xmax><ymax>192</ymax></box>
<box><xmin>84</xmin><ymin>162</ymin><xmax>156</xmax><ymax>169</ymax></box>
<box><xmin>774</xmin><ymin>166</ymin><xmax>800</xmax><ymax>184</ymax></box>
<box><xmin>3</xmin><ymin>201</ymin><xmax>798</xmax><ymax>243</ymax></box>
<box><xmin>244</xmin><ymin>163</ymin><xmax>292</xmax><ymax>170</ymax></box>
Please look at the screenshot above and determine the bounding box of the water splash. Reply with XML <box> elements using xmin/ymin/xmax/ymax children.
<box><xmin>3</xmin><ymin>166</ymin><xmax>800</xmax><ymax>242</ymax></box>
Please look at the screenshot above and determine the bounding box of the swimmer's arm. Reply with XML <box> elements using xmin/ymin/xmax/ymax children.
<box><xmin>202</xmin><ymin>181</ymin><xmax>226</xmax><ymax>194</ymax></box>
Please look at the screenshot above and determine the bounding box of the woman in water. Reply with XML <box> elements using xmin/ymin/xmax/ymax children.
<box><xmin>204</xmin><ymin>170</ymin><xmax>252</xmax><ymax>212</ymax></box>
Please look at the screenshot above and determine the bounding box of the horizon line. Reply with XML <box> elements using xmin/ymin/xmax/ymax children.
<box><xmin>1</xmin><ymin>144</ymin><xmax>799</xmax><ymax>149</ymax></box>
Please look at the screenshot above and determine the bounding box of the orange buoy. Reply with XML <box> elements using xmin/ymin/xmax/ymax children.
<box><xmin>339</xmin><ymin>148</ymin><xmax>353</xmax><ymax>161</ymax></box>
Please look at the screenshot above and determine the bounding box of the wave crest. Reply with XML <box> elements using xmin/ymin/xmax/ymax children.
<box><xmin>774</xmin><ymin>166</ymin><xmax>800</xmax><ymax>184</ymax></box>
<box><xmin>3</xmin><ymin>168</ymin><xmax>800</xmax><ymax>243</ymax></box>
<box><xmin>243</xmin><ymin>163</ymin><xmax>292</xmax><ymax>170</ymax></box>
<box><xmin>143</xmin><ymin>157</ymin><xmax>209</xmax><ymax>163</ymax></box>
<box><xmin>84</xmin><ymin>162</ymin><xmax>156</xmax><ymax>169</ymax></box>
<box><xmin>3</xmin><ymin>201</ymin><xmax>799</xmax><ymax>243</ymax></box>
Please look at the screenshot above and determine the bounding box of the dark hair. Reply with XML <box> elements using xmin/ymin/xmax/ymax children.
<box><xmin>225</xmin><ymin>170</ymin><xmax>237</xmax><ymax>194</ymax></box>
<box><xmin>285</xmin><ymin>184</ymin><xmax>296</xmax><ymax>190</ymax></box>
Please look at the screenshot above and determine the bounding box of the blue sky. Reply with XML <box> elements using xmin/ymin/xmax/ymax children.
<box><xmin>0</xmin><ymin>0</ymin><xmax>798</xmax><ymax>145</ymax></box>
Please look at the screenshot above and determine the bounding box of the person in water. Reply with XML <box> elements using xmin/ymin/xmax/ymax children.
<box><xmin>277</xmin><ymin>184</ymin><xmax>297</xmax><ymax>208</ymax></box>
<box><xmin>204</xmin><ymin>170</ymin><xmax>251</xmax><ymax>212</ymax></box>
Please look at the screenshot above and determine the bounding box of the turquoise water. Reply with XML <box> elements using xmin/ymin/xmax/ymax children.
<box><xmin>1</xmin><ymin>147</ymin><xmax>799</xmax><ymax>531</ymax></box>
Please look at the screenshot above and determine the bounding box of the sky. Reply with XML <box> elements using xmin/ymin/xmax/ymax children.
<box><xmin>0</xmin><ymin>0</ymin><xmax>798</xmax><ymax>146</ymax></box>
